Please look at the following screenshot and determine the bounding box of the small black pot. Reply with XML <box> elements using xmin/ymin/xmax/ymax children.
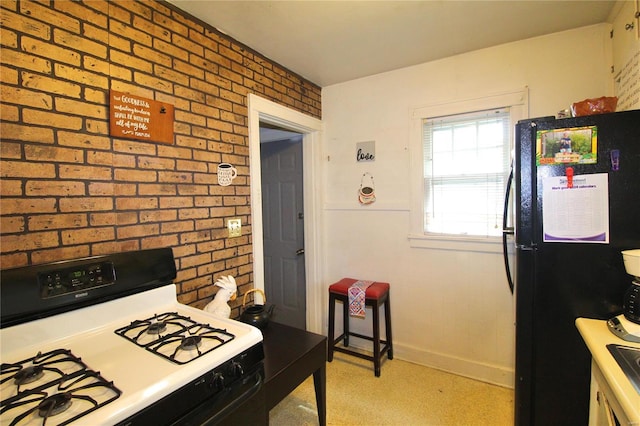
<box><xmin>239</xmin><ymin>289</ymin><xmax>275</xmax><ymax>329</ymax></box>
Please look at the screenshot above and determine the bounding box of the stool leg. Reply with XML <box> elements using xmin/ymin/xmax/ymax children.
<box><xmin>373</xmin><ymin>300</ymin><xmax>381</xmax><ymax>377</ymax></box>
<box><xmin>342</xmin><ymin>296</ymin><xmax>349</xmax><ymax>347</ymax></box>
<box><xmin>385</xmin><ymin>294</ymin><xmax>393</xmax><ymax>360</ymax></box>
<box><xmin>328</xmin><ymin>293</ymin><xmax>336</xmax><ymax>362</ymax></box>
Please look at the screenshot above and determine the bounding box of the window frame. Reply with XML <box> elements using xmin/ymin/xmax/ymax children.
<box><xmin>408</xmin><ymin>89</ymin><xmax>529</xmax><ymax>253</ymax></box>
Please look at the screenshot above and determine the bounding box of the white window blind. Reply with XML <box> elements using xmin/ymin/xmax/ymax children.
<box><xmin>423</xmin><ymin>108</ymin><xmax>511</xmax><ymax>237</ymax></box>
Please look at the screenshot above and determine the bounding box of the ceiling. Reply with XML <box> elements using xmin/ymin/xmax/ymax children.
<box><xmin>167</xmin><ymin>0</ymin><xmax>617</xmax><ymax>87</ymax></box>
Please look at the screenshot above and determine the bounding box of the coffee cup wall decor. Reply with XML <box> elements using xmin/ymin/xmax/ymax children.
<box><xmin>217</xmin><ymin>163</ymin><xmax>237</xmax><ymax>186</ymax></box>
<box><xmin>358</xmin><ymin>172</ymin><xmax>376</xmax><ymax>205</ymax></box>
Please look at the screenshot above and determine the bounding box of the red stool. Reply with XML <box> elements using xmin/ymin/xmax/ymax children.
<box><xmin>327</xmin><ymin>278</ymin><xmax>393</xmax><ymax>377</ymax></box>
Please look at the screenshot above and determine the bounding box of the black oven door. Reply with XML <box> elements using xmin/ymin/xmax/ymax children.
<box><xmin>117</xmin><ymin>362</ymin><xmax>266</xmax><ymax>426</ymax></box>
<box><xmin>179</xmin><ymin>367</ymin><xmax>266</xmax><ymax>426</ymax></box>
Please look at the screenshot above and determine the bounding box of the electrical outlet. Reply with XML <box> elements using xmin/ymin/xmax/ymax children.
<box><xmin>227</xmin><ymin>218</ymin><xmax>241</xmax><ymax>237</ymax></box>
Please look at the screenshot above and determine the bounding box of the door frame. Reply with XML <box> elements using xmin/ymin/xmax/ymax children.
<box><xmin>247</xmin><ymin>94</ymin><xmax>324</xmax><ymax>333</ymax></box>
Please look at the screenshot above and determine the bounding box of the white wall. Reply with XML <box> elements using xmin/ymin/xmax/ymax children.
<box><xmin>320</xmin><ymin>24</ymin><xmax>613</xmax><ymax>387</ymax></box>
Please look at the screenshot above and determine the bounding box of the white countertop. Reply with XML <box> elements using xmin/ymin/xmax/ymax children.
<box><xmin>576</xmin><ymin>317</ymin><xmax>640</xmax><ymax>425</ymax></box>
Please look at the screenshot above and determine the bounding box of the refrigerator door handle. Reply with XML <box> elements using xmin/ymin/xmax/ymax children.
<box><xmin>502</xmin><ymin>167</ymin><xmax>515</xmax><ymax>294</ymax></box>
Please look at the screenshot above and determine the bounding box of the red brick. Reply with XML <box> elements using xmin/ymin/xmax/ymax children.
<box><xmin>31</xmin><ymin>246</ymin><xmax>91</xmax><ymax>265</ymax></box>
<box><xmin>117</xmin><ymin>224</ymin><xmax>159</xmax><ymax>239</ymax></box>
<box><xmin>0</xmin><ymin>180</ymin><xmax>22</xmax><ymax>196</ymax></box>
<box><xmin>132</xmin><ymin>43</ymin><xmax>172</xmax><ymax>67</ymax></box>
<box><xmin>110</xmin><ymin>18</ymin><xmax>152</xmax><ymax>47</ymax></box>
<box><xmin>22</xmin><ymin>36</ymin><xmax>80</xmax><ymax>66</ymax></box>
<box><xmin>161</xmin><ymin>220</ymin><xmax>194</xmax><ymax>233</ymax></box>
<box><xmin>1</xmin><ymin>8</ymin><xmax>50</xmax><ymax>40</ymax></box>
<box><xmin>57</xmin><ymin>131</ymin><xmax>111</xmax><ymax>150</ymax></box>
<box><xmin>23</xmin><ymin>109</ymin><xmax>83</xmax><ymax>130</ymax></box>
<box><xmin>113</xmin><ymin>168</ymin><xmax>157</xmax><ymax>182</ymax></box>
<box><xmin>54</xmin><ymin>1</ymin><xmax>108</xmax><ymax>28</ymax></box>
<box><xmin>115</xmin><ymin>0</ymin><xmax>153</xmax><ymax>21</ymax></box>
<box><xmin>178</xmin><ymin>208</ymin><xmax>210</xmax><ymax>220</ymax></box>
<box><xmin>28</xmin><ymin>214</ymin><xmax>87</xmax><ymax>231</ymax></box>
<box><xmin>61</xmin><ymin>97</ymin><xmax>108</xmax><ymax>119</ymax></box>
<box><xmin>0</xmin><ymin>103</ymin><xmax>18</xmax><ymax>122</ymax></box>
<box><xmin>22</xmin><ymin>71</ymin><xmax>81</xmax><ymax>98</ymax></box>
<box><xmin>61</xmin><ymin>227</ymin><xmax>115</xmax><ymax>245</ymax></box>
<box><xmin>60</xmin><ymin>165</ymin><xmax>112</xmax><ymax>181</ymax></box>
<box><xmin>113</xmin><ymin>139</ymin><xmax>157</xmax><ymax>155</ymax></box>
<box><xmin>20</xmin><ymin>1</ymin><xmax>80</xmax><ymax>34</ymax></box>
<box><xmin>59</xmin><ymin>197</ymin><xmax>113</xmax><ymax>212</ymax></box>
<box><xmin>116</xmin><ymin>197</ymin><xmax>158</xmax><ymax>210</ymax></box>
<box><xmin>3</xmin><ymin>122</ymin><xmax>53</xmax><ymax>144</ymax></box>
<box><xmin>1</xmin><ymin>160</ymin><xmax>56</xmax><ymax>178</ymax></box>
<box><xmin>90</xmin><ymin>212</ymin><xmax>117</xmax><ymax>226</ymax></box>
<box><xmin>0</xmin><ymin>141</ymin><xmax>21</xmax><ymax>159</ymax></box>
<box><xmin>158</xmin><ymin>171</ymin><xmax>193</xmax><ymax>183</ymax></box>
<box><xmin>25</xmin><ymin>180</ymin><xmax>85</xmax><ymax>196</ymax></box>
<box><xmin>110</xmin><ymin>50</ymin><xmax>153</xmax><ymax>73</ymax></box>
<box><xmin>141</xmin><ymin>234</ymin><xmax>179</xmax><ymax>249</ymax></box>
<box><xmin>1</xmin><ymin>216</ymin><xmax>25</xmax><ymax>233</ymax></box>
<box><xmin>2</xmin><ymin>231</ymin><xmax>59</xmax><ymax>252</ymax></box>
<box><xmin>87</xmin><ymin>182</ymin><xmax>115</xmax><ymax>195</ymax></box>
<box><xmin>1</xmin><ymin>252</ymin><xmax>29</xmax><ymax>269</ymax></box>
<box><xmin>133</xmin><ymin>15</ymin><xmax>170</xmax><ymax>42</ymax></box>
<box><xmin>138</xmin><ymin>183</ymin><xmax>176</xmax><ymax>195</ymax></box>
<box><xmin>137</xmin><ymin>156</ymin><xmax>175</xmax><ymax>170</ymax></box>
<box><xmin>140</xmin><ymin>209</ymin><xmax>177</xmax><ymax>223</ymax></box>
<box><xmin>1</xmin><ymin>85</ymin><xmax>53</xmax><ymax>109</ymax></box>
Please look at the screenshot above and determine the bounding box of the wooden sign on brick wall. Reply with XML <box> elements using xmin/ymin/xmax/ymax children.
<box><xmin>109</xmin><ymin>91</ymin><xmax>174</xmax><ymax>144</ymax></box>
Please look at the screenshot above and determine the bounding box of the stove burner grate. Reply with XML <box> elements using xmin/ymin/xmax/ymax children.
<box><xmin>115</xmin><ymin>312</ymin><xmax>236</xmax><ymax>364</ymax></box>
<box><xmin>1</xmin><ymin>349</ymin><xmax>88</xmax><ymax>399</ymax></box>
<box><xmin>114</xmin><ymin>312</ymin><xmax>187</xmax><ymax>344</ymax></box>
<box><xmin>0</xmin><ymin>351</ymin><xmax>121</xmax><ymax>426</ymax></box>
<box><xmin>149</xmin><ymin>323</ymin><xmax>235</xmax><ymax>364</ymax></box>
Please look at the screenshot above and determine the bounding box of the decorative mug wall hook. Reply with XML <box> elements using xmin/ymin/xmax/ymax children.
<box><xmin>217</xmin><ymin>163</ymin><xmax>237</xmax><ymax>186</ymax></box>
<box><xmin>358</xmin><ymin>172</ymin><xmax>376</xmax><ymax>205</ymax></box>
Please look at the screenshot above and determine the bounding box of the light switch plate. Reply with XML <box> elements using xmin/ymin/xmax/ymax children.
<box><xmin>227</xmin><ymin>218</ymin><xmax>241</xmax><ymax>237</ymax></box>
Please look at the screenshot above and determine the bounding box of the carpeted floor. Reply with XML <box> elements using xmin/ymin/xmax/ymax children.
<box><xmin>269</xmin><ymin>352</ymin><xmax>513</xmax><ymax>425</ymax></box>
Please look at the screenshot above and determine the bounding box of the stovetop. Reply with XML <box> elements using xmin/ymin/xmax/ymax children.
<box><xmin>0</xmin><ymin>285</ymin><xmax>262</xmax><ymax>426</ymax></box>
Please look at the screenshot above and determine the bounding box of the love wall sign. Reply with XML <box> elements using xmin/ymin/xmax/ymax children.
<box><xmin>109</xmin><ymin>91</ymin><xmax>174</xmax><ymax>144</ymax></box>
<box><xmin>356</xmin><ymin>140</ymin><xmax>375</xmax><ymax>162</ymax></box>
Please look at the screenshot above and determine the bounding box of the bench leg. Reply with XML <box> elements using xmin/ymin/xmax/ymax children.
<box><xmin>373</xmin><ymin>301</ymin><xmax>381</xmax><ymax>377</ymax></box>
<box><xmin>342</xmin><ymin>296</ymin><xmax>349</xmax><ymax>347</ymax></box>
<box><xmin>328</xmin><ymin>293</ymin><xmax>336</xmax><ymax>362</ymax></box>
<box><xmin>385</xmin><ymin>295</ymin><xmax>393</xmax><ymax>360</ymax></box>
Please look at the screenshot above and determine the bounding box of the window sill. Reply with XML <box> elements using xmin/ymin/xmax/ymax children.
<box><xmin>408</xmin><ymin>233</ymin><xmax>503</xmax><ymax>253</ymax></box>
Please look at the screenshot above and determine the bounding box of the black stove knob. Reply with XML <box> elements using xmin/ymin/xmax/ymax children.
<box><xmin>210</xmin><ymin>372</ymin><xmax>225</xmax><ymax>391</ymax></box>
<box><xmin>231</xmin><ymin>361</ymin><xmax>244</xmax><ymax>378</ymax></box>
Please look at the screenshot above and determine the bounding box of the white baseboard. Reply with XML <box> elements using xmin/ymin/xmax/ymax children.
<box><xmin>339</xmin><ymin>337</ymin><xmax>514</xmax><ymax>389</ymax></box>
<box><xmin>395</xmin><ymin>343</ymin><xmax>515</xmax><ymax>389</ymax></box>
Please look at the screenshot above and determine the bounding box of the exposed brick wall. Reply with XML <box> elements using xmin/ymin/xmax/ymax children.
<box><xmin>0</xmin><ymin>0</ymin><xmax>322</xmax><ymax>316</ymax></box>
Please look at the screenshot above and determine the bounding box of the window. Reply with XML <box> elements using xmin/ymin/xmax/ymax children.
<box><xmin>409</xmin><ymin>89</ymin><xmax>527</xmax><ymax>251</ymax></box>
<box><xmin>423</xmin><ymin>108</ymin><xmax>510</xmax><ymax>237</ymax></box>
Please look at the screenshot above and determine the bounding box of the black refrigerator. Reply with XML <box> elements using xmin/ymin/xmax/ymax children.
<box><xmin>504</xmin><ymin>109</ymin><xmax>640</xmax><ymax>425</ymax></box>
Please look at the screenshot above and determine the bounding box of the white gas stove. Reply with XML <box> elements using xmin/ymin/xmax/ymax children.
<box><xmin>0</xmin><ymin>248</ymin><xmax>265</xmax><ymax>426</ymax></box>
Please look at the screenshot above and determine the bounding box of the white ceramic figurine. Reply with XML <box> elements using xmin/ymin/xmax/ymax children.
<box><xmin>204</xmin><ymin>275</ymin><xmax>237</xmax><ymax>318</ymax></box>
